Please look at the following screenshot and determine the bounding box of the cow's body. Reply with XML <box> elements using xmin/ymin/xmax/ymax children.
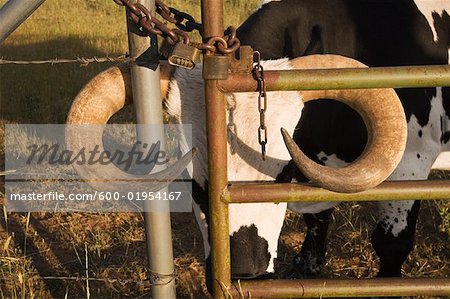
<box><xmin>169</xmin><ymin>0</ymin><xmax>449</xmax><ymax>287</ymax></box>
<box><xmin>235</xmin><ymin>0</ymin><xmax>450</xmax><ymax>279</ymax></box>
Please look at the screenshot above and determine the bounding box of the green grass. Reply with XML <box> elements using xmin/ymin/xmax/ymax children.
<box><xmin>0</xmin><ymin>0</ymin><xmax>127</xmax><ymax>124</ymax></box>
<box><xmin>0</xmin><ymin>0</ymin><xmax>260</xmax><ymax>124</ymax></box>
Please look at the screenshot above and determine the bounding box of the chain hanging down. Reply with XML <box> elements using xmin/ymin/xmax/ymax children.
<box><xmin>253</xmin><ymin>51</ymin><xmax>268</xmax><ymax>160</ymax></box>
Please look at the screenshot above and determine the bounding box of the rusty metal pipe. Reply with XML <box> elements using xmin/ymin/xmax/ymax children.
<box><xmin>201</xmin><ymin>0</ymin><xmax>231</xmax><ymax>298</ymax></box>
<box><xmin>201</xmin><ymin>0</ymin><xmax>223</xmax><ymax>40</ymax></box>
<box><xmin>218</xmin><ymin>65</ymin><xmax>450</xmax><ymax>92</ymax></box>
<box><xmin>224</xmin><ymin>181</ymin><xmax>450</xmax><ymax>203</ymax></box>
<box><xmin>230</xmin><ymin>278</ymin><xmax>450</xmax><ymax>298</ymax></box>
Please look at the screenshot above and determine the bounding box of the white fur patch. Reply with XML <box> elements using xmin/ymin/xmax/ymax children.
<box><xmin>383</xmin><ymin>89</ymin><xmax>446</xmax><ymax>236</ymax></box>
<box><xmin>414</xmin><ymin>0</ymin><xmax>449</xmax><ymax>42</ymax></box>
<box><xmin>226</xmin><ymin>58</ymin><xmax>303</xmax><ymax>182</ymax></box>
<box><xmin>316</xmin><ymin>152</ymin><xmax>349</xmax><ymax>168</ymax></box>
<box><xmin>389</xmin><ymin>89</ymin><xmax>444</xmax><ymax>181</ymax></box>
<box><xmin>432</xmin><ymin>152</ymin><xmax>450</xmax><ymax>169</ymax></box>
<box><xmin>377</xmin><ymin>200</ymin><xmax>416</xmax><ymax>237</ymax></box>
<box><xmin>193</xmin><ymin>201</ymin><xmax>211</xmax><ymax>257</ymax></box>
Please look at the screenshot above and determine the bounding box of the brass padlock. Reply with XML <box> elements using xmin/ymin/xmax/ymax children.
<box><xmin>168</xmin><ymin>42</ymin><xmax>200</xmax><ymax>70</ymax></box>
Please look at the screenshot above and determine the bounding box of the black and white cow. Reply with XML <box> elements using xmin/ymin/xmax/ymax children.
<box><xmin>236</xmin><ymin>0</ymin><xmax>450</xmax><ymax>279</ymax></box>
<box><xmin>67</xmin><ymin>0</ymin><xmax>449</xmax><ymax>294</ymax></box>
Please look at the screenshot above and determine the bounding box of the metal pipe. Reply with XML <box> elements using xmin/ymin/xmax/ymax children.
<box><xmin>218</xmin><ymin>65</ymin><xmax>450</xmax><ymax>92</ymax></box>
<box><xmin>224</xmin><ymin>181</ymin><xmax>450</xmax><ymax>203</ymax></box>
<box><xmin>201</xmin><ymin>0</ymin><xmax>231</xmax><ymax>298</ymax></box>
<box><xmin>126</xmin><ymin>2</ymin><xmax>176</xmax><ymax>298</ymax></box>
<box><xmin>0</xmin><ymin>0</ymin><xmax>46</xmax><ymax>44</ymax></box>
<box><xmin>230</xmin><ymin>278</ymin><xmax>450</xmax><ymax>298</ymax></box>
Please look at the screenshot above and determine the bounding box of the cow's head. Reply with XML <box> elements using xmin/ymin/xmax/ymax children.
<box><xmin>65</xmin><ymin>63</ymin><xmax>194</xmax><ymax>193</ymax></box>
<box><xmin>66</xmin><ymin>55</ymin><xmax>406</xmax><ymax>193</ymax></box>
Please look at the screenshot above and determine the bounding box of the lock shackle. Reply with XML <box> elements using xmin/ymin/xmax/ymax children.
<box><xmin>206</xmin><ymin>36</ymin><xmax>228</xmax><ymax>54</ymax></box>
<box><xmin>172</xmin><ymin>29</ymin><xmax>190</xmax><ymax>44</ymax></box>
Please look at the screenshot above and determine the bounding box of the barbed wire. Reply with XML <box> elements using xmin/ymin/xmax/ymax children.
<box><xmin>0</xmin><ymin>55</ymin><xmax>134</xmax><ymax>66</ymax></box>
<box><xmin>1</xmin><ymin>272</ymin><xmax>176</xmax><ymax>286</ymax></box>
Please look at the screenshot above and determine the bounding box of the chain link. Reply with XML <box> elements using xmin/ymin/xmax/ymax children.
<box><xmin>253</xmin><ymin>51</ymin><xmax>268</xmax><ymax>160</ymax></box>
<box><xmin>113</xmin><ymin>0</ymin><xmax>239</xmax><ymax>55</ymax></box>
<box><xmin>155</xmin><ymin>0</ymin><xmax>202</xmax><ymax>32</ymax></box>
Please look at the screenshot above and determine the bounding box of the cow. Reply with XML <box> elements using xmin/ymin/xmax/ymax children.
<box><xmin>236</xmin><ymin>0</ymin><xmax>450</xmax><ymax>279</ymax></box>
<box><xmin>67</xmin><ymin>54</ymin><xmax>406</xmax><ymax>288</ymax></box>
<box><xmin>66</xmin><ymin>0</ymin><xmax>449</xmax><ymax>295</ymax></box>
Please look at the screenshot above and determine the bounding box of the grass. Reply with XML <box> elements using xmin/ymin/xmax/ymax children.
<box><xmin>0</xmin><ymin>0</ymin><xmax>449</xmax><ymax>298</ymax></box>
<box><xmin>0</xmin><ymin>0</ymin><xmax>260</xmax><ymax>124</ymax></box>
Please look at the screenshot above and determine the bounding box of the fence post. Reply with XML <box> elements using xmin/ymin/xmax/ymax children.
<box><xmin>126</xmin><ymin>1</ymin><xmax>176</xmax><ymax>298</ymax></box>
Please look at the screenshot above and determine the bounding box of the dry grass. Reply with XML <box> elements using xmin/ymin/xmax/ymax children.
<box><xmin>0</xmin><ymin>0</ymin><xmax>449</xmax><ymax>298</ymax></box>
<box><xmin>1</xmin><ymin>191</ymin><xmax>448</xmax><ymax>298</ymax></box>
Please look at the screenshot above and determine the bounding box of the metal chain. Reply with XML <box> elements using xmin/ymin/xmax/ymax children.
<box><xmin>113</xmin><ymin>0</ymin><xmax>240</xmax><ymax>55</ymax></box>
<box><xmin>155</xmin><ymin>0</ymin><xmax>203</xmax><ymax>32</ymax></box>
<box><xmin>253</xmin><ymin>51</ymin><xmax>268</xmax><ymax>160</ymax></box>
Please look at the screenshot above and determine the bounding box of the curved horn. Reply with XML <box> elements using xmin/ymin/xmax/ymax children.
<box><xmin>66</xmin><ymin>63</ymin><xmax>194</xmax><ymax>192</ymax></box>
<box><xmin>282</xmin><ymin>55</ymin><xmax>407</xmax><ymax>193</ymax></box>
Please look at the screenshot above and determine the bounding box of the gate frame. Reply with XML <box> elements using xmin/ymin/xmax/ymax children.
<box><xmin>200</xmin><ymin>0</ymin><xmax>450</xmax><ymax>298</ymax></box>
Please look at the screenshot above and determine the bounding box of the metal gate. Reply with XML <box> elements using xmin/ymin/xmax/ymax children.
<box><xmin>200</xmin><ymin>0</ymin><xmax>450</xmax><ymax>298</ymax></box>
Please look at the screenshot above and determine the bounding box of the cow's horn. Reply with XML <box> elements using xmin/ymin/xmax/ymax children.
<box><xmin>282</xmin><ymin>55</ymin><xmax>407</xmax><ymax>193</ymax></box>
<box><xmin>66</xmin><ymin>63</ymin><xmax>193</xmax><ymax>192</ymax></box>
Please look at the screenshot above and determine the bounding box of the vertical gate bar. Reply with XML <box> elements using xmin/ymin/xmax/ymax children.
<box><xmin>201</xmin><ymin>0</ymin><xmax>231</xmax><ymax>297</ymax></box>
<box><xmin>126</xmin><ymin>1</ymin><xmax>176</xmax><ymax>298</ymax></box>
<box><xmin>0</xmin><ymin>0</ymin><xmax>47</xmax><ymax>44</ymax></box>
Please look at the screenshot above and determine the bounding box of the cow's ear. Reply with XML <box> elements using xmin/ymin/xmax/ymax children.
<box><xmin>303</xmin><ymin>25</ymin><xmax>324</xmax><ymax>56</ymax></box>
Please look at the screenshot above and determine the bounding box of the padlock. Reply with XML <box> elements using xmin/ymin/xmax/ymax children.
<box><xmin>160</xmin><ymin>39</ymin><xmax>174</xmax><ymax>60</ymax></box>
<box><xmin>168</xmin><ymin>42</ymin><xmax>200</xmax><ymax>70</ymax></box>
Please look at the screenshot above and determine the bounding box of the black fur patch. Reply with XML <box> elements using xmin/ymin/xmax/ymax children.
<box><xmin>371</xmin><ymin>201</ymin><xmax>421</xmax><ymax>277</ymax></box>
<box><xmin>290</xmin><ymin>209</ymin><xmax>334</xmax><ymax>278</ymax></box>
<box><xmin>230</xmin><ymin>224</ymin><xmax>271</xmax><ymax>279</ymax></box>
<box><xmin>294</xmin><ymin>100</ymin><xmax>367</xmax><ymax>164</ymax></box>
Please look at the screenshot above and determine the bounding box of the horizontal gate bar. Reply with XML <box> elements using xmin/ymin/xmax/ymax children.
<box><xmin>229</xmin><ymin>278</ymin><xmax>450</xmax><ymax>298</ymax></box>
<box><xmin>218</xmin><ymin>65</ymin><xmax>450</xmax><ymax>92</ymax></box>
<box><xmin>224</xmin><ymin>180</ymin><xmax>450</xmax><ymax>203</ymax></box>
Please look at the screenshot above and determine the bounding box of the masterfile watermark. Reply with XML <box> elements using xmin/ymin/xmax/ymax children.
<box><xmin>26</xmin><ymin>141</ymin><xmax>166</xmax><ymax>171</ymax></box>
<box><xmin>5</xmin><ymin>124</ymin><xmax>193</xmax><ymax>212</ymax></box>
